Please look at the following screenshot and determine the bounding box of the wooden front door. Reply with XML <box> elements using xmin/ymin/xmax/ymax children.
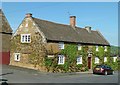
<box><xmin>0</xmin><ymin>51</ymin><xmax>10</xmax><ymax>65</ymax></box>
<box><xmin>88</xmin><ymin>57</ymin><xmax>91</xmax><ymax>69</ymax></box>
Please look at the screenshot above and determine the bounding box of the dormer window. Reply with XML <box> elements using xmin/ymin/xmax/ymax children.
<box><xmin>104</xmin><ymin>46</ymin><xmax>107</xmax><ymax>51</ymax></box>
<box><xmin>21</xmin><ymin>34</ymin><xmax>31</xmax><ymax>43</ymax></box>
<box><xmin>78</xmin><ymin>44</ymin><xmax>82</xmax><ymax>50</ymax></box>
<box><xmin>58</xmin><ymin>42</ymin><xmax>64</xmax><ymax>49</ymax></box>
<box><xmin>96</xmin><ymin>46</ymin><xmax>99</xmax><ymax>51</ymax></box>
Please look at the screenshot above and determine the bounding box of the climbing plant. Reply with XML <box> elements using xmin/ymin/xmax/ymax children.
<box><xmin>44</xmin><ymin>44</ymin><xmax>89</xmax><ymax>72</ymax></box>
<box><xmin>92</xmin><ymin>46</ymin><xmax>118</xmax><ymax>70</ymax></box>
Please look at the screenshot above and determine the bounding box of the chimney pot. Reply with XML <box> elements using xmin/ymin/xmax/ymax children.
<box><xmin>85</xmin><ymin>26</ymin><xmax>91</xmax><ymax>33</ymax></box>
<box><xmin>70</xmin><ymin>16</ymin><xmax>76</xmax><ymax>27</ymax></box>
<box><xmin>26</xmin><ymin>13</ymin><xmax>32</xmax><ymax>18</ymax></box>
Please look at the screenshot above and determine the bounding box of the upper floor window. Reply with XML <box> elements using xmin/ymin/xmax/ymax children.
<box><xmin>58</xmin><ymin>55</ymin><xmax>65</xmax><ymax>65</ymax></box>
<box><xmin>78</xmin><ymin>44</ymin><xmax>82</xmax><ymax>50</ymax></box>
<box><xmin>77</xmin><ymin>56</ymin><xmax>82</xmax><ymax>64</ymax></box>
<box><xmin>104</xmin><ymin>46</ymin><xmax>107</xmax><ymax>51</ymax></box>
<box><xmin>58</xmin><ymin>42</ymin><xmax>64</xmax><ymax>49</ymax></box>
<box><xmin>21</xmin><ymin>34</ymin><xmax>31</xmax><ymax>43</ymax></box>
<box><xmin>96</xmin><ymin>46</ymin><xmax>99</xmax><ymax>51</ymax></box>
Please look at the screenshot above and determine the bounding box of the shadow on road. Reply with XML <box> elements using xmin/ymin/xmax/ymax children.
<box><xmin>0</xmin><ymin>72</ymin><xmax>13</xmax><ymax>76</ymax></box>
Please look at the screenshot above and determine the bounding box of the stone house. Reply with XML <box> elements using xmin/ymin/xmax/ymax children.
<box><xmin>10</xmin><ymin>13</ymin><xmax>110</xmax><ymax>72</ymax></box>
<box><xmin>0</xmin><ymin>9</ymin><xmax>12</xmax><ymax>65</ymax></box>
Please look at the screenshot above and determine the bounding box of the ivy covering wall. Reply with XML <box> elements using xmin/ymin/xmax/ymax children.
<box><xmin>44</xmin><ymin>44</ymin><xmax>118</xmax><ymax>72</ymax></box>
<box><xmin>44</xmin><ymin>44</ymin><xmax>89</xmax><ymax>72</ymax></box>
<box><xmin>11</xmin><ymin>35</ymin><xmax>118</xmax><ymax>72</ymax></box>
<box><xmin>92</xmin><ymin>46</ymin><xmax>118</xmax><ymax>70</ymax></box>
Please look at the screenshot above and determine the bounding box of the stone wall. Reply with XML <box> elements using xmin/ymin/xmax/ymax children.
<box><xmin>2</xmin><ymin>33</ymin><xmax>12</xmax><ymax>52</ymax></box>
<box><xmin>46</xmin><ymin>42</ymin><xmax>60</xmax><ymax>54</ymax></box>
<box><xmin>10</xmin><ymin>17</ymin><xmax>47</xmax><ymax>71</ymax></box>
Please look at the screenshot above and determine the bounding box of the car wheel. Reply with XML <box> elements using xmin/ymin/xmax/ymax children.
<box><xmin>104</xmin><ymin>71</ymin><xmax>107</xmax><ymax>75</ymax></box>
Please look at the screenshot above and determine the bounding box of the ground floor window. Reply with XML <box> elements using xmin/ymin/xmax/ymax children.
<box><xmin>113</xmin><ymin>57</ymin><xmax>117</xmax><ymax>62</ymax></box>
<box><xmin>58</xmin><ymin>55</ymin><xmax>65</xmax><ymax>65</ymax></box>
<box><xmin>14</xmin><ymin>53</ymin><xmax>20</xmax><ymax>61</ymax></box>
<box><xmin>77</xmin><ymin>56</ymin><xmax>82</xmax><ymax>64</ymax></box>
<box><xmin>95</xmin><ymin>57</ymin><xmax>99</xmax><ymax>64</ymax></box>
<box><xmin>104</xmin><ymin>57</ymin><xmax>107</xmax><ymax>62</ymax></box>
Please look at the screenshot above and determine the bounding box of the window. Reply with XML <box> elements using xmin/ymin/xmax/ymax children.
<box><xmin>113</xmin><ymin>57</ymin><xmax>117</xmax><ymax>62</ymax></box>
<box><xmin>104</xmin><ymin>46</ymin><xmax>107</xmax><ymax>51</ymax></box>
<box><xmin>96</xmin><ymin>46</ymin><xmax>99</xmax><ymax>51</ymax></box>
<box><xmin>58</xmin><ymin>42</ymin><xmax>64</xmax><ymax>49</ymax></box>
<box><xmin>95</xmin><ymin>57</ymin><xmax>99</xmax><ymax>64</ymax></box>
<box><xmin>58</xmin><ymin>55</ymin><xmax>65</xmax><ymax>65</ymax></box>
<box><xmin>25</xmin><ymin>23</ymin><xmax>28</xmax><ymax>27</ymax></box>
<box><xmin>77</xmin><ymin>56</ymin><xmax>82</xmax><ymax>64</ymax></box>
<box><xmin>14</xmin><ymin>53</ymin><xmax>20</xmax><ymax>61</ymax></box>
<box><xmin>104</xmin><ymin>57</ymin><xmax>107</xmax><ymax>62</ymax></box>
<box><xmin>78</xmin><ymin>44</ymin><xmax>82</xmax><ymax>50</ymax></box>
<box><xmin>47</xmin><ymin>55</ymin><xmax>54</xmax><ymax>58</ymax></box>
<box><xmin>21</xmin><ymin>34</ymin><xmax>31</xmax><ymax>43</ymax></box>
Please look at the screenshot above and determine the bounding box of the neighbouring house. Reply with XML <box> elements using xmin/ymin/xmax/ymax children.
<box><xmin>10</xmin><ymin>13</ymin><xmax>111</xmax><ymax>72</ymax></box>
<box><xmin>0</xmin><ymin>9</ymin><xmax>12</xmax><ymax>65</ymax></box>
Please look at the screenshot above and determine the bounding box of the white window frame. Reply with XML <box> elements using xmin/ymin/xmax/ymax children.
<box><xmin>58</xmin><ymin>55</ymin><xmax>65</xmax><ymax>65</ymax></box>
<box><xmin>14</xmin><ymin>53</ymin><xmax>20</xmax><ymax>61</ymax></box>
<box><xmin>21</xmin><ymin>34</ymin><xmax>31</xmax><ymax>43</ymax></box>
<box><xmin>95</xmin><ymin>57</ymin><xmax>99</xmax><ymax>64</ymax></box>
<box><xmin>77</xmin><ymin>56</ymin><xmax>82</xmax><ymax>65</ymax></box>
<box><xmin>96</xmin><ymin>46</ymin><xmax>99</xmax><ymax>51</ymax></box>
<box><xmin>78</xmin><ymin>44</ymin><xmax>82</xmax><ymax>50</ymax></box>
<box><xmin>113</xmin><ymin>57</ymin><xmax>117</xmax><ymax>62</ymax></box>
<box><xmin>104</xmin><ymin>46</ymin><xmax>107</xmax><ymax>51</ymax></box>
<box><xmin>58</xmin><ymin>42</ymin><xmax>64</xmax><ymax>49</ymax></box>
<box><xmin>47</xmin><ymin>55</ymin><xmax>54</xmax><ymax>58</ymax></box>
<box><xmin>104</xmin><ymin>57</ymin><xmax>107</xmax><ymax>62</ymax></box>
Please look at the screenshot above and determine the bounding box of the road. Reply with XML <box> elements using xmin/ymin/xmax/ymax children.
<box><xmin>0</xmin><ymin>65</ymin><xmax>119</xmax><ymax>84</ymax></box>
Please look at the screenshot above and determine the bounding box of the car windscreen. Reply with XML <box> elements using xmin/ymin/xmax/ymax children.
<box><xmin>95</xmin><ymin>65</ymin><xmax>105</xmax><ymax>68</ymax></box>
<box><xmin>95</xmin><ymin>65</ymin><xmax>103</xmax><ymax>68</ymax></box>
<box><xmin>96</xmin><ymin>65</ymin><xmax>112</xmax><ymax>69</ymax></box>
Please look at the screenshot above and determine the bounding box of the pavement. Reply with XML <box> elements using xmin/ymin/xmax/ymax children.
<box><xmin>1</xmin><ymin>65</ymin><xmax>93</xmax><ymax>76</ymax></box>
<box><xmin>0</xmin><ymin>65</ymin><xmax>119</xmax><ymax>84</ymax></box>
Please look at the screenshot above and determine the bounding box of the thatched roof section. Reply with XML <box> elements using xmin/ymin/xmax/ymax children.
<box><xmin>0</xmin><ymin>9</ymin><xmax>12</xmax><ymax>33</ymax></box>
<box><xmin>33</xmin><ymin>17</ymin><xmax>109</xmax><ymax>46</ymax></box>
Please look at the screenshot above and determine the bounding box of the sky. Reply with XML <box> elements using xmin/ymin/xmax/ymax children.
<box><xmin>1</xmin><ymin>0</ymin><xmax>120</xmax><ymax>2</ymax></box>
<box><xmin>2</xmin><ymin>2</ymin><xmax>118</xmax><ymax>46</ymax></box>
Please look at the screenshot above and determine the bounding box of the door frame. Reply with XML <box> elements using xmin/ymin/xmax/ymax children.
<box><xmin>88</xmin><ymin>54</ymin><xmax>92</xmax><ymax>69</ymax></box>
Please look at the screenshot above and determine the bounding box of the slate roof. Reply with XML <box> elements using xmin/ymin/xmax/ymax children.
<box><xmin>33</xmin><ymin>17</ymin><xmax>109</xmax><ymax>46</ymax></box>
<box><xmin>0</xmin><ymin>9</ymin><xmax>12</xmax><ymax>33</ymax></box>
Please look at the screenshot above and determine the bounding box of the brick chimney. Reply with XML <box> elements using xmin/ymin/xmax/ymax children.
<box><xmin>25</xmin><ymin>13</ymin><xmax>32</xmax><ymax>18</ymax></box>
<box><xmin>70</xmin><ymin>16</ymin><xmax>76</xmax><ymax>27</ymax></box>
